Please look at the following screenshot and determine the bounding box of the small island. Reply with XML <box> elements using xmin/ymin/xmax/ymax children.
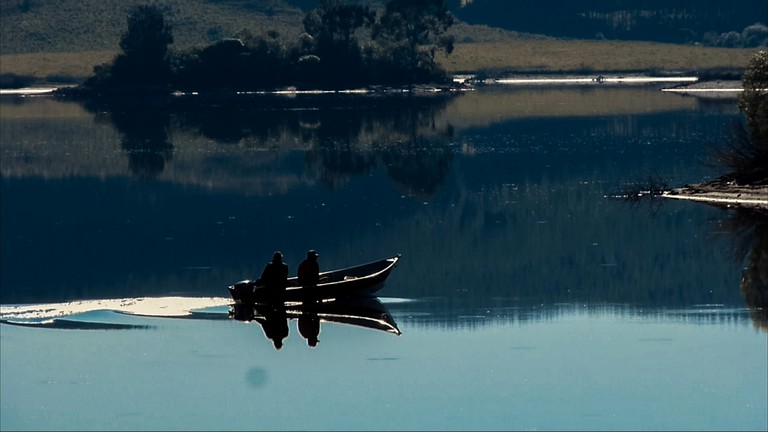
<box><xmin>62</xmin><ymin>0</ymin><xmax>458</xmax><ymax>96</ymax></box>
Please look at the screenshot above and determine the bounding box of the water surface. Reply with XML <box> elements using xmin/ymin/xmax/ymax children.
<box><xmin>1</xmin><ymin>87</ymin><xmax>766</xmax><ymax>431</ymax></box>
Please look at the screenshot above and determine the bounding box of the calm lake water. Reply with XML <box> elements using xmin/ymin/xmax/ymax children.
<box><xmin>1</xmin><ymin>86</ymin><xmax>766</xmax><ymax>431</ymax></box>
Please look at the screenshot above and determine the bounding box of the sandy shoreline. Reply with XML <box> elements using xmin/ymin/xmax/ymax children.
<box><xmin>664</xmin><ymin>181</ymin><xmax>768</xmax><ymax>209</ymax></box>
<box><xmin>660</xmin><ymin>79</ymin><xmax>744</xmax><ymax>99</ymax></box>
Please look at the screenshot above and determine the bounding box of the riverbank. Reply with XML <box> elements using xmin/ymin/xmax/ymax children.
<box><xmin>1</xmin><ymin>40</ymin><xmax>759</xmax><ymax>88</ymax></box>
<box><xmin>664</xmin><ymin>177</ymin><xmax>768</xmax><ymax>210</ymax></box>
<box><xmin>661</xmin><ymin>79</ymin><xmax>744</xmax><ymax>99</ymax></box>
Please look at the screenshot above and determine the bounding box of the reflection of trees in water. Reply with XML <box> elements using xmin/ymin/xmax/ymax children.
<box><xmin>89</xmin><ymin>99</ymin><xmax>174</xmax><ymax>180</ymax></box>
<box><xmin>185</xmin><ymin>93</ymin><xmax>456</xmax><ymax>195</ymax></box>
<box><xmin>118</xmin><ymin>113</ymin><xmax>173</xmax><ymax>180</ymax></box>
<box><xmin>299</xmin><ymin>97</ymin><xmax>456</xmax><ymax>193</ymax></box>
<box><xmin>383</xmin><ymin>136</ymin><xmax>454</xmax><ymax>199</ymax></box>
<box><xmin>82</xmin><ymin>93</ymin><xmax>457</xmax><ymax>191</ymax></box>
<box><xmin>306</xmin><ymin>139</ymin><xmax>378</xmax><ymax>189</ymax></box>
<box><xmin>720</xmin><ymin>208</ymin><xmax>768</xmax><ymax>331</ymax></box>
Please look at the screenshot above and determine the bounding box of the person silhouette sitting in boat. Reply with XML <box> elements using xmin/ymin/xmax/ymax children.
<box><xmin>297</xmin><ymin>250</ymin><xmax>320</xmax><ymax>287</ymax></box>
<box><xmin>258</xmin><ymin>251</ymin><xmax>289</xmax><ymax>301</ymax></box>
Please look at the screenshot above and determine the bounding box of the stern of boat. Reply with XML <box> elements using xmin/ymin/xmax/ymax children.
<box><xmin>228</xmin><ymin>280</ymin><xmax>255</xmax><ymax>303</ymax></box>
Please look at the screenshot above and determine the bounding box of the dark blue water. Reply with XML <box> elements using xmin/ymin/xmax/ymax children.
<box><xmin>0</xmin><ymin>90</ymin><xmax>748</xmax><ymax>307</ymax></box>
<box><xmin>1</xmin><ymin>88</ymin><xmax>765</xmax><ymax>431</ymax></box>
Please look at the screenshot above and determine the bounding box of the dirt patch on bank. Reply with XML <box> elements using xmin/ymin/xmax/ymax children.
<box><xmin>664</xmin><ymin>176</ymin><xmax>768</xmax><ymax>209</ymax></box>
<box><xmin>661</xmin><ymin>79</ymin><xmax>744</xmax><ymax>99</ymax></box>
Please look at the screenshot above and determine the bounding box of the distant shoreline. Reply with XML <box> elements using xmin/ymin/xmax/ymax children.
<box><xmin>0</xmin><ymin>74</ymin><xmax>742</xmax><ymax>96</ymax></box>
<box><xmin>1</xmin><ymin>39</ymin><xmax>758</xmax><ymax>89</ymax></box>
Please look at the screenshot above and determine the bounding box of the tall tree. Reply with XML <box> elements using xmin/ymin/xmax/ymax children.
<box><xmin>302</xmin><ymin>0</ymin><xmax>375</xmax><ymax>87</ymax></box>
<box><xmin>302</xmin><ymin>0</ymin><xmax>374</xmax><ymax>48</ymax></box>
<box><xmin>373</xmin><ymin>0</ymin><xmax>454</xmax><ymax>83</ymax></box>
<box><xmin>740</xmin><ymin>50</ymin><xmax>768</xmax><ymax>148</ymax></box>
<box><xmin>113</xmin><ymin>4</ymin><xmax>174</xmax><ymax>85</ymax></box>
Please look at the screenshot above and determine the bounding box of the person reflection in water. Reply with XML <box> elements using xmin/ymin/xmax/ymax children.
<box><xmin>258</xmin><ymin>251</ymin><xmax>289</xmax><ymax>302</ymax></box>
<box><xmin>255</xmin><ymin>305</ymin><xmax>289</xmax><ymax>350</ymax></box>
<box><xmin>298</xmin><ymin>312</ymin><xmax>321</xmax><ymax>348</ymax></box>
<box><xmin>297</xmin><ymin>250</ymin><xmax>320</xmax><ymax>287</ymax></box>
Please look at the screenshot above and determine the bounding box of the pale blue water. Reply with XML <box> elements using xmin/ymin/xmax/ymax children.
<box><xmin>1</xmin><ymin>87</ymin><xmax>766</xmax><ymax>431</ymax></box>
<box><xmin>1</xmin><ymin>305</ymin><xmax>765</xmax><ymax>431</ymax></box>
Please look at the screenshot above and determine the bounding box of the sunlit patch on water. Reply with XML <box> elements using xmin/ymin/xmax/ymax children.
<box><xmin>0</xmin><ymin>296</ymin><xmax>233</xmax><ymax>324</ymax></box>
<box><xmin>0</xmin><ymin>87</ymin><xmax>59</xmax><ymax>95</ymax></box>
<box><xmin>494</xmin><ymin>76</ymin><xmax>699</xmax><ymax>85</ymax></box>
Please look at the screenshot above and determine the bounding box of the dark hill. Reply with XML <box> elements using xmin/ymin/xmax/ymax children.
<box><xmin>449</xmin><ymin>0</ymin><xmax>767</xmax><ymax>45</ymax></box>
<box><xmin>3</xmin><ymin>0</ymin><xmax>765</xmax><ymax>56</ymax></box>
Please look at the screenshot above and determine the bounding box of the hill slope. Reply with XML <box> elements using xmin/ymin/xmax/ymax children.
<box><xmin>0</xmin><ymin>0</ymin><xmax>305</xmax><ymax>55</ymax></box>
<box><xmin>451</xmin><ymin>0</ymin><xmax>767</xmax><ymax>45</ymax></box>
<box><xmin>0</xmin><ymin>0</ymin><xmax>759</xmax><ymax>83</ymax></box>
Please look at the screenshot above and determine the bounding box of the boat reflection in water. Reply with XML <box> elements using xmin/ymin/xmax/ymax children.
<box><xmin>229</xmin><ymin>296</ymin><xmax>401</xmax><ymax>350</ymax></box>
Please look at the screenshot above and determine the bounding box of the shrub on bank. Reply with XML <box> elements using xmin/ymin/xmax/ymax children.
<box><xmin>713</xmin><ymin>50</ymin><xmax>768</xmax><ymax>185</ymax></box>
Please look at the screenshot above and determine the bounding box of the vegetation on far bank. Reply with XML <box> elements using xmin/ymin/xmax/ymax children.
<box><xmin>2</xmin><ymin>40</ymin><xmax>759</xmax><ymax>89</ymax></box>
<box><xmin>60</xmin><ymin>0</ymin><xmax>457</xmax><ymax>94</ymax></box>
<box><xmin>1</xmin><ymin>0</ymin><xmax>762</xmax><ymax>88</ymax></box>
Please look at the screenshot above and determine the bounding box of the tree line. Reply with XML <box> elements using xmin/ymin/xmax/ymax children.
<box><xmin>80</xmin><ymin>0</ymin><xmax>455</xmax><ymax>94</ymax></box>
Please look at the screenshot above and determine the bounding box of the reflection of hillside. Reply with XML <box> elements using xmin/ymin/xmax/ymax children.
<box><xmin>383</xmin><ymin>137</ymin><xmax>455</xmax><ymax>199</ymax></box>
<box><xmin>2</xmin><ymin>94</ymin><xmax>458</xmax><ymax>197</ymax></box>
<box><xmin>439</xmin><ymin>87</ymin><xmax>700</xmax><ymax>130</ymax></box>
<box><xmin>1</xmin><ymin>88</ymin><xmax>701</xmax><ymax>191</ymax></box>
<box><xmin>104</xmin><ymin>106</ymin><xmax>173</xmax><ymax>180</ymax></box>
<box><xmin>0</xmin><ymin>98</ymin><xmax>126</xmax><ymax>178</ymax></box>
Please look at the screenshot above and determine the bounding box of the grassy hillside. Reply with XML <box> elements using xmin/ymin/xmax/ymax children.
<box><xmin>0</xmin><ymin>0</ymin><xmax>758</xmax><ymax>84</ymax></box>
<box><xmin>440</xmin><ymin>40</ymin><xmax>758</xmax><ymax>75</ymax></box>
<box><xmin>2</xmin><ymin>41</ymin><xmax>755</xmax><ymax>86</ymax></box>
<box><xmin>0</xmin><ymin>0</ymin><xmax>304</xmax><ymax>55</ymax></box>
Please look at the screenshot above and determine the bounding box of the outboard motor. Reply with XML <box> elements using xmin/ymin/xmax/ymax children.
<box><xmin>228</xmin><ymin>280</ymin><xmax>255</xmax><ymax>303</ymax></box>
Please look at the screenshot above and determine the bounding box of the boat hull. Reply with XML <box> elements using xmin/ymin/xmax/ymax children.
<box><xmin>228</xmin><ymin>255</ymin><xmax>400</xmax><ymax>304</ymax></box>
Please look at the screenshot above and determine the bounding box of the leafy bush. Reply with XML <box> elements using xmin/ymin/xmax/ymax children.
<box><xmin>713</xmin><ymin>50</ymin><xmax>768</xmax><ymax>183</ymax></box>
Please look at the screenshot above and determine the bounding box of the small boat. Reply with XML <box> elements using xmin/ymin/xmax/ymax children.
<box><xmin>228</xmin><ymin>255</ymin><xmax>400</xmax><ymax>304</ymax></box>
